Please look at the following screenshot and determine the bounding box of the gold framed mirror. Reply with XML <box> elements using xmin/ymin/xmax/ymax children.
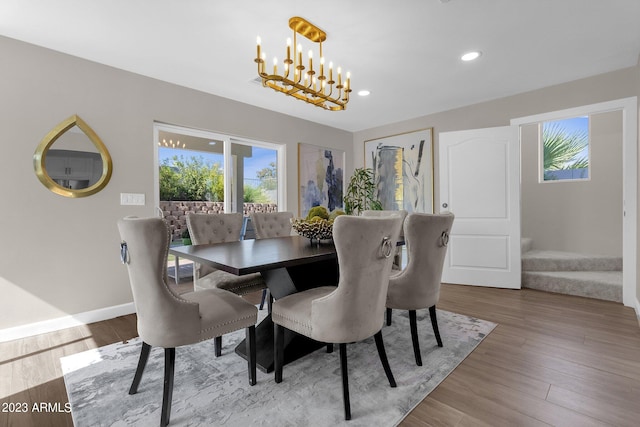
<box><xmin>34</xmin><ymin>115</ymin><xmax>113</xmax><ymax>198</ymax></box>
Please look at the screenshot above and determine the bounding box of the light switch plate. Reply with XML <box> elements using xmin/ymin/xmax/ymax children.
<box><xmin>120</xmin><ymin>193</ymin><xmax>145</xmax><ymax>206</ymax></box>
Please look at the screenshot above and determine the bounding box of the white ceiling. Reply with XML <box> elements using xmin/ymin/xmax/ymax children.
<box><xmin>1</xmin><ymin>0</ymin><xmax>639</xmax><ymax>132</ymax></box>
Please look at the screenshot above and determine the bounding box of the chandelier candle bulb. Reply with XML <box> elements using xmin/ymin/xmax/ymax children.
<box><xmin>273</xmin><ymin>57</ymin><xmax>278</xmax><ymax>75</ymax></box>
<box><xmin>256</xmin><ymin>36</ymin><xmax>261</xmax><ymax>62</ymax></box>
<box><xmin>286</xmin><ymin>38</ymin><xmax>291</xmax><ymax>61</ymax></box>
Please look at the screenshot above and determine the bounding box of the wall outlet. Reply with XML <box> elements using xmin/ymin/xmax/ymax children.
<box><xmin>120</xmin><ymin>193</ymin><xmax>145</xmax><ymax>206</ymax></box>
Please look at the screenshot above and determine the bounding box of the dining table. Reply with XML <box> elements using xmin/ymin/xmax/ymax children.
<box><xmin>169</xmin><ymin>235</ymin><xmax>340</xmax><ymax>373</ymax></box>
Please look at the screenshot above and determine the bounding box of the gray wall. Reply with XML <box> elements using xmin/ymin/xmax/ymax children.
<box><xmin>520</xmin><ymin>112</ymin><xmax>623</xmax><ymax>256</ymax></box>
<box><xmin>0</xmin><ymin>36</ymin><xmax>352</xmax><ymax>330</ymax></box>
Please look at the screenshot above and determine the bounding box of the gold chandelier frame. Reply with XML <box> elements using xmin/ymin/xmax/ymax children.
<box><xmin>255</xmin><ymin>17</ymin><xmax>351</xmax><ymax>111</ymax></box>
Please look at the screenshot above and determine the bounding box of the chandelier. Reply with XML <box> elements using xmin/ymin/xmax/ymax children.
<box><xmin>255</xmin><ymin>17</ymin><xmax>351</xmax><ymax>111</ymax></box>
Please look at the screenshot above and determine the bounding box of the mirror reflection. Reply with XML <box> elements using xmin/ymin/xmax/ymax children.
<box><xmin>45</xmin><ymin>126</ymin><xmax>104</xmax><ymax>190</ymax></box>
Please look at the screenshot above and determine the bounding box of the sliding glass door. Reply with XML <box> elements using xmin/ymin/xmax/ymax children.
<box><xmin>154</xmin><ymin>123</ymin><xmax>284</xmax><ymax>241</ymax></box>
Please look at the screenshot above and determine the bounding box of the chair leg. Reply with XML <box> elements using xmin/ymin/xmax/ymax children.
<box><xmin>246</xmin><ymin>326</ymin><xmax>257</xmax><ymax>386</ymax></box>
<box><xmin>409</xmin><ymin>310</ymin><xmax>423</xmax><ymax>366</ymax></box>
<box><xmin>386</xmin><ymin>307</ymin><xmax>392</xmax><ymax>326</ymax></box>
<box><xmin>268</xmin><ymin>292</ymin><xmax>273</xmax><ymax>314</ymax></box>
<box><xmin>339</xmin><ymin>343</ymin><xmax>351</xmax><ymax>421</ymax></box>
<box><xmin>214</xmin><ymin>336</ymin><xmax>222</xmax><ymax>357</ymax></box>
<box><xmin>129</xmin><ymin>342</ymin><xmax>151</xmax><ymax>395</ymax></box>
<box><xmin>274</xmin><ymin>323</ymin><xmax>284</xmax><ymax>383</ymax></box>
<box><xmin>429</xmin><ymin>305</ymin><xmax>443</xmax><ymax>347</ymax></box>
<box><xmin>160</xmin><ymin>348</ymin><xmax>176</xmax><ymax>427</ymax></box>
<box><xmin>326</xmin><ymin>343</ymin><xmax>334</xmax><ymax>353</ymax></box>
<box><xmin>374</xmin><ymin>331</ymin><xmax>397</xmax><ymax>388</ymax></box>
<box><xmin>259</xmin><ymin>288</ymin><xmax>268</xmax><ymax>310</ymax></box>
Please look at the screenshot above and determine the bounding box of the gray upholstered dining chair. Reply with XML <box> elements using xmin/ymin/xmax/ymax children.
<box><xmin>186</xmin><ymin>212</ymin><xmax>266</xmax><ymax>295</ymax></box>
<box><xmin>250</xmin><ymin>211</ymin><xmax>294</xmax><ymax>239</ymax></box>
<box><xmin>249</xmin><ymin>211</ymin><xmax>294</xmax><ymax>309</ymax></box>
<box><xmin>272</xmin><ymin>215</ymin><xmax>404</xmax><ymax>420</ymax></box>
<box><xmin>186</xmin><ymin>212</ymin><xmax>267</xmax><ymax>356</ymax></box>
<box><xmin>386</xmin><ymin>212</ymin><xmax>455</xmax><ymax>366</ymax></box>
<box><xmin>118</xmin><ymin>217</ymin><xmax>257</xmax><ymax>427</ymax></box>
<box><xmin>362</xmin><ymin>210</ymin><xmax>408</xmax><ymax>269</ymax></box>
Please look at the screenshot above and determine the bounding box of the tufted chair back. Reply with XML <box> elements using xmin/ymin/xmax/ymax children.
<box><xmin>186</xmin><ymin>212</ymin><xmax>244</xmax><ymax>245</ymax></box>
<box><xmin>186</xmin><ymin>213</ymin><xmax>244</xmax><ymax>282</ymax></box>
<box><xmin>250</xmin><ymin>211</ymin><xmax>294</xmax><ymax>239</ymax></box>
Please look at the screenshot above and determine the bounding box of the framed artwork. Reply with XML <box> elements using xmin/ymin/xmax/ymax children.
<box><xmin>298</xmin><ymin>143</ymin><xmax>346</xmax><ymax>218</ymax></box>
<box><xmin>364</xmin><ymin>128</ymin><xmax>434</xmax><ymax>213</ymax></box>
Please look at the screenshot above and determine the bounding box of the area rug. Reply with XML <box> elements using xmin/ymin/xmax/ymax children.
<box><xmin>61</xmin><ymin>309</ymin><xmax>495</xmax><ymax>426</ymax></box>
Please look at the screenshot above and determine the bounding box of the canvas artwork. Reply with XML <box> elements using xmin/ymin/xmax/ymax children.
<box><xmin>365</xmin><ymin>128</ymin><xmax>434</xmax><ymax>213</ymax></box>
<box><xmin>298</xmin><ymin>143</ymin><xmax>345</xmax><ymax>218</ymax></box>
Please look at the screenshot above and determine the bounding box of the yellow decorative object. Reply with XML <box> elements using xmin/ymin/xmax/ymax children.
<box><xmin>34</xmin><ymin>115</ymin><xmax>112</xmax><ymax>198</ymax></box>
<box><xmin>255</xmin><ymin>17</ymin><xmax>352</xmax><ymax>111</ymax></box>
<box><xmin>306</xmin><ymin>205</ymin><xmax>330</xmax><ymax>220</ymax></box>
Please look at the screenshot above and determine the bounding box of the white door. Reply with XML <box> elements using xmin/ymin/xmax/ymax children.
<box><xmin>439</xmin><ymin>126</ymin><xmax>521</xmax><ymax>288</ymax></box>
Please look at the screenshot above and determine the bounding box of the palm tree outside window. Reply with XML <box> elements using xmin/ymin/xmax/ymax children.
<box><xmin>541</xmin><ymin>116</ymin><xmax>589</xmax><ymax>182</ymax></box>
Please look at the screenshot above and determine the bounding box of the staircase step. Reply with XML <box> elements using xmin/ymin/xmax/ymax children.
<box><xmin>522</xmin><ymin>250</ymin><xmax>622</xmax><ymax>272</ymax></box>
<box><xmin>522</xmin><ymin>271</ymin><xmax>622</xmax><ymax>302</ymax></box>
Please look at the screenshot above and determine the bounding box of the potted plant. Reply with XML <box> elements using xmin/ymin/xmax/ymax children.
<box><xmin>343</xmin><ymin>167</ymin><xmax>382</xmax><ymax>215</ymax></box>
<box><xmin>181</xmin><ymin>228</ymin><xmax>192</xmax><ymax>245</ymax></box>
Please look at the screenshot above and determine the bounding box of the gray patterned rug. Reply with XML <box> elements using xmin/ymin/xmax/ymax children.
<box><xmin>61</xmin><ymin>309</ymin><xmax>495</xmax><ymax>426</ymax></box>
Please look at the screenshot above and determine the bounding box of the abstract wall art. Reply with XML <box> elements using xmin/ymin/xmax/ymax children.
<box><xmin>298</xmin><ymin>143</ymin><xmax>345</xmax><ymax>218</ymax></box>
<box><xmin>364</xmin><ymin>128</ymin><xmax>434</xmax><ymax>213</ymax></box>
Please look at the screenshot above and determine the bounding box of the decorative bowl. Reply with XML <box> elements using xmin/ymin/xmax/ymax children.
<box><xmin>291</xmin><ymin>218</ymin><xmax>334</xmax><ymax>242</ymax></box>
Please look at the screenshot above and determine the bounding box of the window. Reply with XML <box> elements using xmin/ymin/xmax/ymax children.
<box><xmin>540</xmin><ymin>116</ymin><xmax>589</xmax><ymax>182</ymax></box>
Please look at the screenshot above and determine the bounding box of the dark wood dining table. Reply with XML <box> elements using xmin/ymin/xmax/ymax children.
<box><xmin>169</xmin><ymin>235</ymin><xmax>340</xmax><ymax>373</ymax></box>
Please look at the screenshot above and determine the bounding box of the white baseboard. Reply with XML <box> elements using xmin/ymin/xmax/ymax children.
<box><xmin>0</xmin><ymin>302</ymin><xmax>136</xmax><ymax>343</ymax></box>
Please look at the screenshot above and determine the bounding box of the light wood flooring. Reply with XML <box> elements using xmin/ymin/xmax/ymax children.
<box><xmin>1</xmin><ymin>283</ymin><xmax>639</xmax><ymax>426</ymax></box>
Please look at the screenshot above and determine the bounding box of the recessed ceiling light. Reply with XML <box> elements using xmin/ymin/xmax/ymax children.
<box><xmin>461</xmin><ymin>51</ymin><xmax>481</xmax><ymax>61</ymax></box>
<box><xmin>358</xmin><ymin>90</ymin><xmax>371</xmax><ymax>97</ymax></box>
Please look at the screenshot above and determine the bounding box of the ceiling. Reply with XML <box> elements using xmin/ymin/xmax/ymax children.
<box><xmin>1</xmin><ymin>0</ymin><xmax>639</xmax><ymax>132</ymax></box>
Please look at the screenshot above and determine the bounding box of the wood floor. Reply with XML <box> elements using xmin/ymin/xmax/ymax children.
<box><xmin>1</xmin><ymin>283</ymin><xmax>639</xmax><ymax>426</ymax></box>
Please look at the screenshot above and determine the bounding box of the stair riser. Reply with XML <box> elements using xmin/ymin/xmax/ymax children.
<box><xmin>522</xmin><ymin>258</ymin><xmax>622</xmax><ymax>272</ymax></box>
<box><xmin>522</xmin><ymin>272</ymin><xmax>622</xmax><ymax>303</ymax></box>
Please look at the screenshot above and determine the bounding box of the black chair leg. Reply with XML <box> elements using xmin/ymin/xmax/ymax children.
<box><xmin>246</xmin><ymin>326</ymin><xmax>257</xmax><ymax>386</ymax></box>
<box><xmin>429</xmin><ymin>305</ymin><xmax>443</xmax><ymax>347</ymax></box>
<box><xmin>386</xmin><ymin>307</ymin><xmax>392</xmax><ymax>326</ymax></box>
<box><xmin>259</xmin><ymin>288</ymin><xmax>268</xmax><ymax>310</ymax></box>
<box><xmin>160</xmin><ymin>348</ymin><xmax>175</xmax><ymax>427</ymax></box>
<box><xmin>374</xmin><ymin>331</ymin><xmax>397</xmax><ymax>388</ymax></box>
<box><xmin>409</xmin><ymin>310</ymin><xmax>423</xmax><ymax>366</ymax></box>
<box><xmin>339</xmin><ymin>343</ymin><xmax>351</xmax><ymax>421</ymax></box>
<box><xmin>274</xmin><ymin>324</ymin><xmax>284</xmax><ymax>383</ymax></box>
<box><xmin>326</xmin><ymin>343</ymin><xmax>334</xmax><ymax>353</ymax></box>
<box><xmin>268</xmin><ymin>293</ymin><xmax>273</xmax><ymax>314</ymax></box>
<box><xmin>214</xmin><ymin>336</ymin><xmax>222</xmax><ymax>357</ymax></box>
<box><xmin>129</xmin><ymin>342</ymin><xmax>151</xmax><ymax>395</ymax></box>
